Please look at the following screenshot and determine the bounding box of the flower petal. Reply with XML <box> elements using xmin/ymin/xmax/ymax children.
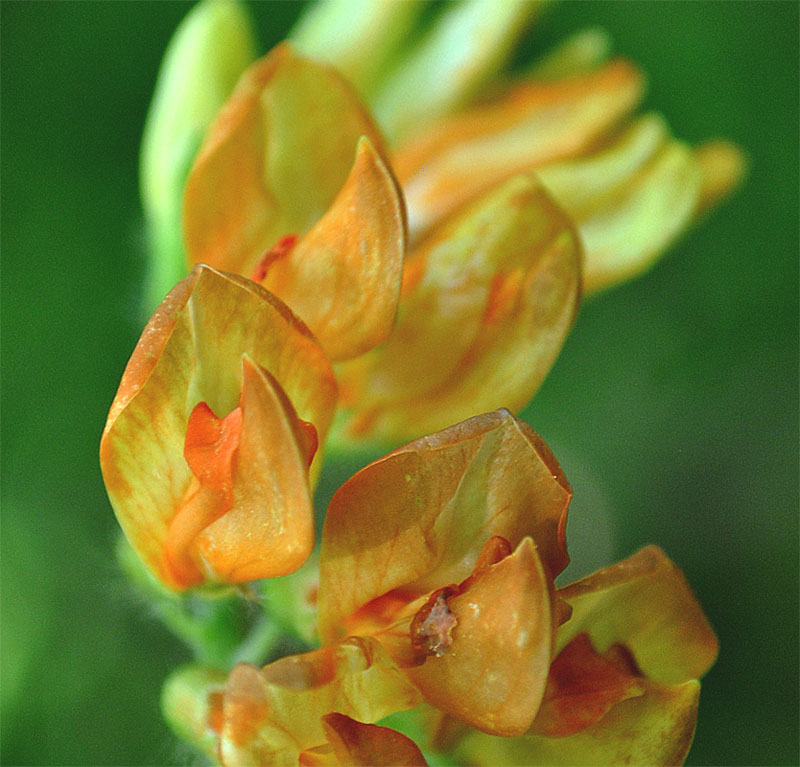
<box><xmin>100</xmin><ymin>265</ymin><xmax>336</xmax><ymax>588</ymax></box>
<box><xmin>319</xmin><ymin>410</ymin><xmax>570</xmax><ymax>644</ymax></box>
<box><xmin>321</xmin><ymin>713</ymin><xmax>429</xmax><ymax>766</ymax></box>
<box><xmin>528</xmin><ymin>28</ymin><xmax>613</xmax><ymax>81</ymax></box>
<box><xmin>394</xmin><ymin>59</ymin><xmax>643</xmax><ymax>240</ymax></box>
<box><xmin>182</xmin><ymin>268</ymin><xmax>337</xmax><ymax>465</ymax></box>
<box><xmin>258</xmin><ymin>137</ymin><xmax>405</xmax><ymax>362</ymax></box>
<box><xmin>694</xmin><ymin>139</ymin><xmax>747</xmax><ymax>216</ymax></box>
<box><xmin>406</xmin><ymin>538</ymin><xmax>553</xmax><ymax>736</ymax></box>
<box><xmin>290</xmin><ymin>0</ymin><xmax>425</xmax><ymax>98</ymax></box>
<box><xmin>218</xmin><ymin>638</ymin><xmax>422</xmax><ymax>766</ymax></box>
<box><xmin>537</xmin><ymin>114</ymin><xmax>702</xmax><ymax>293</ymax></box>
<box><xmin>183</xmin><ymin>43</ymin><xmax>388</xmax><ymax>278</ymax></box>
<box><xmin>161</xmin><ymin>664</ymin><xmax>227</xmax><ymax>763</ymax></box>
<box><xmin>529</xmin><ymin>633</ymin><xmax>645</xmax><ymax>737</ymax></box>
<box><xmin>454</xmin><ymin>679</ymin><xmax>701</xmax><ymax>766</ymax></box>
<box><xmin>556</xmin><ymin>546</ymin><xmax>718</xmax><ymax>686</ymax></box>
<box><xmin>374</xmin><ymin>0</ymin><xmax>546</xmax><ymax>142</ymax></box>
<box><xmin>193</xmin><ymin>358</ymin><xmax>314</xmax><ymax>583</ymax></box>
<box><xmin>337</xmin><ymin>175</ymin><xmax>580</xmax><ymax>443</ymax></box>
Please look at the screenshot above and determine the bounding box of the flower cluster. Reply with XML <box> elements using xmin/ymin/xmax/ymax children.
<box><xmin>102</xmin><ymin>1</ymin><xmax>741</xmax><ymax>764</ymax></box>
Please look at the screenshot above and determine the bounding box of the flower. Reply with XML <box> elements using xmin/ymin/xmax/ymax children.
<box><xmin>139</xmin><ymin>1</ymin><xmax>743</xmax><ymax>446</ymax></box>
<box><xmin>292</xmin><ymin>1</ymin><xmax>745</xmax><ymax>292</ymax></box>
<box><xmin>335</xmin><ymin>174</ymin><xmax>581</xmax><ymax>442</ymax></box>
<box><xmin>99</xmin><ymin>265</ymin><xmax>337</xmax><ymax>589</ymax></box>
<box><xmin>180</xmin><ymin>41</ymin><xmax>582</xmax><ymax>445</ymax></box>
<box><xmin>165</xmin><ymin>410</ymin><xmax>716</xmax><ymax>765</ymax></box>
<box><xmin>182</xmin><ymin>43</ymin><xmax>406</xmax><ymax>363</ymax></box>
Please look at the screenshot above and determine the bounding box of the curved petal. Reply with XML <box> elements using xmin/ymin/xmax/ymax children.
<box><xmin>183</xmin><ymin>268</ymin><xmax>337</xmax><ymax>470</ymax></box>
<box><xmin>528</xmin><ymin>28</ymin><xmax>612</xmax><ymax>81</ymax></box>
<box><xmin>319</xmin><ymin>410</ymin><xmax>570</xmax><ymax>644</ymax></box>
<box><xmin>259</xmin><ymin>137</ymin><xmax>406</xmax><ymax>362</ymax></box>
<box><xmin>100</xmin><ymin>265</ymin><xmax>336</xmax><ymax>588</ymax></box>
<box><xmin>321</xmin><ymin>713</ymin><xmax>429</xmax><ymax>766</ymax></box>
<box><xmin>183</xmin><ymin>43</ymin><xmax>389</xmax><ymax>278</ymax></box>
<box><xmin>290</xmin><ymin>0</ymin><xmax>425</xmax><ymax>98</ymax></box>
<box><xmin>338</xmin><ymin>175</ymin><xmax>581</xmax><ymax>443</ymax></box>
<box><xmin>373</xmin><ymin>0</ymin><xmax>545</xmax><ymax>142</ymax></box>
<box><xmin>529</xmin><ymin>633</ymin><xmax>645</xmax><ymax>737</ymax></box>
<box><xmin>556</xmin><ymin>546</ymin><xmax>718</xmax><ymax>686</ymax></box>
<box><xmin>194</xmin><ymin>359</ymin><xmax>314</xmax><ymax>583</ymax></box>
<box><xmin>454</xmin><ymin>679</ymin><xmax>700</xmax><ymax>766</ymax></box>
<box><xmin>406</xmin><ymin>539</ymin><xmax>553</xmax><ymax>736</ymax></box>
<box><xmin>537</xmin><ymin>114</ymin><xmax>702</xmax><ymax>293</ymax></box>
<box><xmin>218</xmin><ymin>638</ymin><xmax>422</xmax><ymax>766</ymax></box>
<box><xmin>394</xmin><ymin>59</ymin><xmax>643</xmax><ymax>240</ymax></box>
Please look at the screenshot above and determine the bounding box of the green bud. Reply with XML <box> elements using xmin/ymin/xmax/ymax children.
<box><xmin>140</xmin><ymin>0</ymin><xmax>256</xmax><ymax>312</ymax></box>
<box><xmin>161</xmin><ymin>664</ymin><xmax>226</xmax><ymax>761</ymax></box>
<box><xmin>373</xmin><ymin>0</ymin><xmax>548</xmax><ymax>142</ymax></box>
<box><xmin>290</xmin><ymin>0</ymin><xmax>425</xmax><ymax>100</ymax></box>
<box><xmin>529</xmin><ymin>27</ymin><xmax>613</xmax><ymax>80</ymax></box>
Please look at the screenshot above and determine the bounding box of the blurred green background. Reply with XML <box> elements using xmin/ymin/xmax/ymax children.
<box><xmin>1</xmin><ymin>1</ymin><xmax>797</xmax><ymax>765</ymax></box>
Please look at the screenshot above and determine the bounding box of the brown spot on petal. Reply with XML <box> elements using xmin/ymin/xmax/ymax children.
<box><xmin>411</xmin><ymin>587</ymin><xmax>459</xmax><ymax>659</ymax></box>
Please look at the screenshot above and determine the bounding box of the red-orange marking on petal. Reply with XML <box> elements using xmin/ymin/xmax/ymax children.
<box><xmin>184</xmin><ymin>401</ymin><xmax>243</xmax><ymax>507</ymax></box>
<box><xmin>208</xmin><ymin>691</ymin><xmax>224</xmax><ymax>736</ymax></box>
<box><xmin>530</xmin><ymin>632</ymin><xmax>645</xmax><ymax>737</ymax></box>
<box><xmin>482</xmin><ymin>270</ymin><xmax>523</xmax><ymax>326</ymax></box>
<box><xmin>296</xmin><ymin>417</ymin><xmax>319</xmax><ymax>468</ymax></box>
<box><xmin>251</xmin><ymin>233</ymin><xmax>298</xmax><ymax>283</ymax></box>
<box><xmin>322</xmin><ymin>712</ymin><xmax>429</xmax><ymax>766</ymax></box>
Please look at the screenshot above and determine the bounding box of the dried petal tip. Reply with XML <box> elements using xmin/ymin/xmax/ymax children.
<box><xmin>411</xmin><ymin>588</ymin><xmax>459</xmax><ymax>659</ymax></box>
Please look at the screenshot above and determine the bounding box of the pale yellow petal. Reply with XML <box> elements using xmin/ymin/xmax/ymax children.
<box><xmin>374</xmin><ymin>0</ymin><xmax>547</xmax><ymax>142</ymax></box>
<box><xmin>455</xmin><ymin>679</ymin><xmax>701</xmax><ymax>766</ymax></box>
<box><xmin>290</xmin><ymin>0</ymin><xmax>425</xmax><ymax>98</ymax></box>
<box><xmin>556</xmin><ymin>546</ymin><xmax>718</xmax><ymax>686</ymax></box>
<box><xmin>218</xmin><ymin>639</ymin><xmax>422</xmax><ymax>766</ymax></box>
<box><xmin>537</xmin><ymin>114</ymin><xmax>702</xmax><ymax>293</ymax></box>
<box><xmin>694</xmin><ymin>139</ymin><xmax>747</xmax><ymax>215</ymax></box>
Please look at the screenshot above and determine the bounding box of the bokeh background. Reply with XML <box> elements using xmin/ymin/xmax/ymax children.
<box><xmin>2</xmin><ymin>2</ymin><xmax>797</xmax><ymax>765</ymax></box>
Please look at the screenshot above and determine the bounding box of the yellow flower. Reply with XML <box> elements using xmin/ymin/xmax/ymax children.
<box><xmin>293</xmin><ymin>0</ymin><xmax>745</xmax><ymax>292</ymax></box>
<box><xmin>100</xmin><ymin>265</ymin><xmax>337</xmax><ymax>589</ymax></box>
<box><xmin>166</xmin><ymin>411</ymin><xmax>716</xmax><ymax>765</ymax></box>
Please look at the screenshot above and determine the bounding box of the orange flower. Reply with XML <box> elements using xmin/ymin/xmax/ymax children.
<box><xmin>179</xmin><ymin>410</ymin><xmax>715</xmax><ymax>765</ymax></box>
<box><xmin>100</xmin><ymin>265</ymin><xmax>336</xmax><ymax>590</ymax></box>
<box><xmin>182</xmin><ymin>43</ymin><xmax>405</xmax><ymax>363</ymax></box>
<box><xmin>180</xmin><ymin>41</ymin><xmax>582</xmax><ymax>445</ymax></box>
<box><xmin>335</xmin><ymin>175</ymin><xmax>581</xmax><ymax>443</ymax></box>
<box><xmin>451</xmin><ymin>546</ymin><xmax>718</xmax><ymax>765</ymax></box>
